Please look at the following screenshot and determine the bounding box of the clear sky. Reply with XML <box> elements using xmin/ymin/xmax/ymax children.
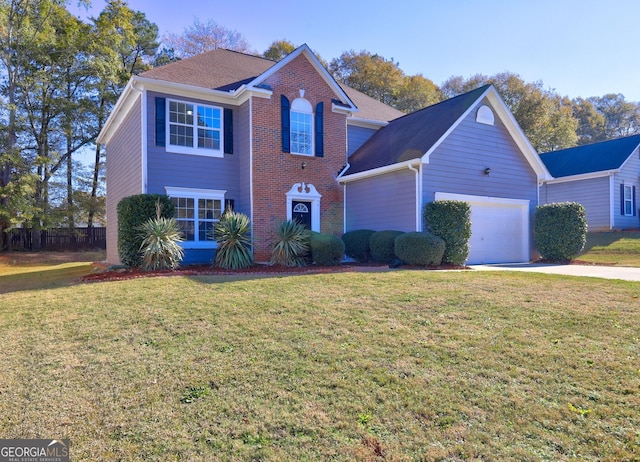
<box><xmin>71</xmin><ymin>0</ymin><xmax>640</xmax><ymax>101</ymax></box>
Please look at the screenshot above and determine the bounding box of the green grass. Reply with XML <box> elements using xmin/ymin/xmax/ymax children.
<box><xmin>1</xmin><ymin>265</ymin><xmax>639</xmax><ymax>460</ymax></box>
<box><xmin>0</xmin><ymin>251</ymin><xmax>105</xmax><ymax>294</ymax></box>
<box><xmin>579</xmin><ymin>231</ymin><xmax>640</xmax><ymax>266</ymax></box>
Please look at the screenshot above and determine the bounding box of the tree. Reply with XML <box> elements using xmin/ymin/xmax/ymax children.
<box><xmin>571</xmin><ymin>97</ymin><xmax>607</xmax><ymax>145</ymax></box>
<box><xmin>395</xmin><ymin>74</ymin><xmax>441</xmax><ymax>113</ymax></box>
<box><xmin>263</xmin><ymin>39</ymin><xmax>296</xmax><ymax>61</ymax></box>
<box><xmin>162</xmin><ymin>18</ymin><xmax>251</xmax><ymax>58</ymax></box>
<box><xmin>329</xmin><ymin>50</ymin><xmax>404</xmax><ymax>107</ymax></box>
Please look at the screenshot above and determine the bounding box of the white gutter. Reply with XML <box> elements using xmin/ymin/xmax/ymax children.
<box><xmin>338</xmin><ymin>158</ymin><xmax>422</xmax><ymax>183</ymax></box>
<box><xmin>542</xmin><ymin>169</ymin><xmax>619</xmax><ymax>185</ymax></box>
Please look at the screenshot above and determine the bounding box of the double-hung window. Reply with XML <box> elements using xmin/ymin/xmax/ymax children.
<box><xmin>167</xmin><ymin>99</ymin><xmax>222</xmax><ymax>157</ymax></box>
<box><xmin>165</xmin><ymin>187</ymin><xmax>225</xmax><ymax>247</ymax></box>
<box><xmin>623</xmin><ymin>184</ymin><xmax>633</xmax><ymax>216</ymax></box>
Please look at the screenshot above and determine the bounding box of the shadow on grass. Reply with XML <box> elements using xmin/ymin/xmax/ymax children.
<box><xmin>0</xmin><ymin>263</ymin><xmax>98</xmax><ymax>294</ymax></box>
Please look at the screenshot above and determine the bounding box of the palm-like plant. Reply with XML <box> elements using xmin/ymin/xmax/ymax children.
<box><xmin>138</xmin><ymin>210</ymin><xmax>184</xmax><ymax>271</ymax></box>
<box><xmin>270</xmin><ymin>220</ymin><xmax>310</xmax><ymax>267</ymax></box>
<box><xmin>213</xmin><ymin>210</ymin><xmax>254</xmax><ymax>269</ymax></box>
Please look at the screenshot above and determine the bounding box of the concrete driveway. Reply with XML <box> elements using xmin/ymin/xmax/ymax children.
<box><xmin>470</xmin><ymin>263</ymin><xmax>640</xmax><ymax>281</ymax></box>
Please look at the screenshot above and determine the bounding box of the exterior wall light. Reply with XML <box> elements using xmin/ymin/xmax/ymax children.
<box><xmin>302</xmin><ymin>161</ymin><xmax>307</xmax><ymax>170</ymax></box>
<box><xmin>484</xmin><ymin>167</ymin><xmax>491</xmax><ymax>176</ymax></box>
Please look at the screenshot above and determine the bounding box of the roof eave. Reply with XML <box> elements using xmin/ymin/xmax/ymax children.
<box><xmin>542</xmin><ymin>169</ymin><xmax>620</xmax><ymax>184</ymax></box>
<box><xmin>347</xmin><ymin>116</ymin><xmax>389</xmax><ymax>129</ymax></box>
<box><xmin>339</xmin><ymin>158</ymin><xmax>422</xmax><ymax>183</ymax></box>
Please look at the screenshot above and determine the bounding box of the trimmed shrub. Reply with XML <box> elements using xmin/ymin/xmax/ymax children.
<box><xmin>369</xmin><ymin>230</ymin><xmax>404</xmax><ymax>263</ymax></box>
<box><xmin>342</xmin><ymin>229</ymin><xmax>375</xmax><ymax>262</ymax></box>
<box><xmin>213</xmin><ymin>210</ymin><xmax>254</xmax><ymax>269</ymax></box>
<box><xmin>271</xmin><ymin>220</ymin><xmax>310</xmax><ymax>267</ymax></box>
<box><xmin>424</xmin><ymin>200</ymin><xmax>471</xmax><ymax>265</ymax></box>
<box><xmin>309</xmin><ymin>232</ymin><xmax>345</xmax><ymax>266</ymax></box>
<box><xmin>117</xmin><ymin>194</ymin><xmax>174</xmax><ymax>268</ymax></box>
<box><xmin>534</xmin><ymin>202</ymin><xmax>587</xmax><ymax>261</ymax></box>
<box><xmin>138</xmin><ymin>211</ymin><xmax>184</xmax><ymax>271</ymax></box>
<box><xmin>394</xmin><ymin>232</ymin><xmax>445</xmax><ymax>266</ymax></box>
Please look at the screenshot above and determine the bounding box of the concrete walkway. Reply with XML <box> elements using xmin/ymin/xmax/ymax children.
<box><xmin>470</xmin><ymin>263</ymin><xmax>640</xmax><ymax>281</ymax></box>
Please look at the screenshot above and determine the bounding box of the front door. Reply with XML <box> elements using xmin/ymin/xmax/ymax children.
<box><xmin>292</xmin><ymin>201</ymin><xmax>312</xmax><ymax>230</ymax></box>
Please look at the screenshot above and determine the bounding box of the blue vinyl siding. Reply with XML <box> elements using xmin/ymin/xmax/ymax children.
<box><xmin>422</xmin><ymin>99</ymin><xmax>538</xmax><ymax>222</ymax></box>
<box><xmin>105</xmin><ymin>97</ymin><xmax>143</xmax><ymax>264</ymax></box>
<box><xmin>541</xmin><ymin>176</ymin><xmax>611</xmax><ymax>230</ymax></box>
<box><xmin>145</xmin><ymin>91</ymin><xmax>250</xmax><ymax>264</ymax></box>
<box><xmin>347</xmin><ymin>125</ymin><xmax>378</xmax><ymax>157</ymax></box>
<box><xmin>345</xmin><ymin>168</ymin><xmax>417</xmax><ymax>232</ymax></box>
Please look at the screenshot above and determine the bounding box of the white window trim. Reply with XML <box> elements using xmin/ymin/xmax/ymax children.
<box><xmin>623</xmin><ymin>184</ymin><xmax>633</xmax><ymax>216</ymax></box>
<box><xmin>165</xmin><ymin>187</ymin><xmax>226</xmax><ymax>248</ymax></box>
<box><xmin>166</xmin><ymin>99</ymin><xmax>224</xmax><ymax>158</ymax></box>
<box><xmin>286</xmin><ymin>182</ymin><xmax>321</xmax><ymax>232</ymax></box>
<box><xmin>290</xmin><ymin>97</ymin><xmax>314</xmax><ymax>156</ymax></box>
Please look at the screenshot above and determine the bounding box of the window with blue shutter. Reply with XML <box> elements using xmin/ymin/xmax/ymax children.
<box><xmin>315</xmin><ymin>102</ymin><xmax>324</xmax><ymax>157</ymax></box>
<box><xmin>155</xmin><ymin>97</ymin><xmax>166</xmax><ymax>146</ymax></box>
<box><xmin>281</xmin><ymin>95</ymin><xmax>290</xmax><ymax>153</ymax></box>
<box><xmin>224</xmin><ymin>108</ymin><xmax>233</xmax><ymax>154</ymax></box>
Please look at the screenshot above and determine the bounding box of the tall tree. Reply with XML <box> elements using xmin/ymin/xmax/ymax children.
<box><xmin>162</xmin><ymin>18</ymin><xmax>251</xmax><ymax>58</ymax></box>
<box><xmin>395</xmin><ymin>74</ymin><xmax>441</xmax><ymax>113</ymax></box>
<box><xmin>572</xmin><ymin>97</ymin><xmax>607</xmax><ymax>145</ymax></box>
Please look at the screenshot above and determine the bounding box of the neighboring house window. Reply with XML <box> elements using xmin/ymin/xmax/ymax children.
<box><xmin>623</xmin><ymin>184</ymin><xmax>634</xmax><ymax>216</ymax></box>
<box><xmin>166</xmin><ymin>99</ymin><xmax>222</xmax><ymax>156</ymax></box>
<box><xmin>165</xmin><ymin>187</ymin><xmax>226</xmax><ymax>247</ymax></box>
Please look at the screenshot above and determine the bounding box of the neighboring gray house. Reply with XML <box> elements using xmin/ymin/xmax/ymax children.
<box><xmin>539</xmin><ymin>135</ymin><xmax>640</xmax><ymax>231</ymax></box>
<box><xmin>338</xmin><ymin>85</ymin><xmax>552</xmax><ymax>264</ymax></box>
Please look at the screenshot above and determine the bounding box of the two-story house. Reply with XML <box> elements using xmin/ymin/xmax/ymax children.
<box><xmin>99</xmin><ymin>44</ymin><xmax>550</xmax><ymax>265</ymax></box>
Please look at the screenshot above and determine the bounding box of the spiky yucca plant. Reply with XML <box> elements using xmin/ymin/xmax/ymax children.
<box><xmin>213</xmin><ymin>210</ymin><xmax>254</xmax><ymax>270</ymax></box>
<box><xmin>138</xmin><ymin>212</ymin><xmax>184</xmax><ymax>271</ymax></box>
<box><xmin>270</xmin><ymin>220</ymin><xmax>310</xmax><ymax>267</ymax></box>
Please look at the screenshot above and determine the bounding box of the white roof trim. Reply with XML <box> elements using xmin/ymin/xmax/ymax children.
<box><xmin>422</xmin><ymin>86</ymin><xmax>552</xmax><ymax>181</ymax></box>
<box><xmin>542</xmin><ymin>169</ymin><xmax>618</xmax><ymax>185</ymax></box>
<box><xmin>338</xmin><ymin>158</ymin><xmax>421</xmax><ymax>183</ymax></box>
<box><xmin>248</xmin><ymin>44</ymin><xmax>358</xmax><ymax>113</ymax></box>
<box><xmin>347</xmin><ymin>117</ymin><xmax>389</xmax><ymax>129</ymax></box>
<box><xmin>97</xmin><ymin>80</ymin><xmax>141</xmax><ymax>144</ymax></box>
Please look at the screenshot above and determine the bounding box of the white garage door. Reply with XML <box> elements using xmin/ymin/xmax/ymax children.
<box><xmin>435</xmin><ymin>193</ymin><xmax>530</xmax><ymax>264</ymax></box>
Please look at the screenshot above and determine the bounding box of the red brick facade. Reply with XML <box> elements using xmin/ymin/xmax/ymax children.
<box><xmin>251</xmin><ymin>54</ymin><xmax>347</xmax><ymax>260</ymax></box>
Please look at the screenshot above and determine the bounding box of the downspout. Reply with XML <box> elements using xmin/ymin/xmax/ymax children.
<box><xmin>337</xmin><ymin>163</ymin><xmax>350</xmax><ymax>233</ymax></box>
<box><xmin>408</xmin><ymin>162</ymin><xmax>421</xmax><ymax>231</ymax></box>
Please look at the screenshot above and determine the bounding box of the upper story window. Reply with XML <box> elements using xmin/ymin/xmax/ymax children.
<box><xmin>290</xmin><ymin>97</ymin><xmax>313</xmax><ymax>155</ymax></box>
<box><xmin>623</xmin><ymin>184</ymin><xmax>633</xmax><ymax>216</ymax></box>
<box><xmin>166</xmin><ymin>99</ymin><xmax>223</xmax><ymax>157</ymax></box>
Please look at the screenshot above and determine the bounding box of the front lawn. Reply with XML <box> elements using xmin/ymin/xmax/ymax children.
<box><xmin>0</xmin><ymin>269</ymin><xmax>638</xmax><ymax>460</ymax></box>
<box><xmin>579</xmin><ymin>231</ymin><xmax>640</xmax><ymax>266</ymax></box>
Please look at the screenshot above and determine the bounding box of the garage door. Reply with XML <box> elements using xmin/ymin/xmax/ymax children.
<box><xmin>435</xmin><ymin>193</ymin><xmax>530</xmax><ymax>264</ymax></box>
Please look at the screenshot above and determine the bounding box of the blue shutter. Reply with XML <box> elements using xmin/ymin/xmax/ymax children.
<box><xmin>620</xmin><ymin>184</ymin><xmax>625</xmax><ymax>215</ymax></box>
<box><xmin>633</xmin><ymin>186</ymin><xmax>637</xmax><ymax>216</ymax></box>
<box><xmin>281</xmin><ymin>95</ymin><xmax>290</xmax><ymax>153</ymax></box>
<box><xmin>224</xmin><ymin>108</ymin><xmax>233</xmax><ymax>154</ymax></box>
<box><xmin>155</xmin><ymin>97</ymin><xmax>166</xmax><ymax>146</ymax></box>
<box><xmin>315</xmin><ymin>102</ymin><xmax>324</xmax><ymax>157</ymax></box>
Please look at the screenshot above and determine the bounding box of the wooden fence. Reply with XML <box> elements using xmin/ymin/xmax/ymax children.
<box><xmin>6</xmin><ymin>227</ymin><xmax>106</xmax><ymax>251</ymax></box>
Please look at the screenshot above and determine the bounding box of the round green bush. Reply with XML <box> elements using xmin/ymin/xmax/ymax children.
<box><xmin>342</xmin><ymin>229</ymin><xmax>375</xmax><ymax>262</ymax></box>
<box><xmin>117</xmin><ymin>194</ymin><xmax>174</xmax><ymax>268</ymax></box>
<box><xmin>534</xmin><ymin>202</ymin><xmax>587</xmax><ymax>261</ymax></box>
<box><xmin>309</xmin><ymin>232</ymin><xmax>345</xmax><ymax>266</ymax></box>
<box><xmin>394</xmin><ymin>232</ymin><xmax>445</xmax><ymax>266</ymax></box>
<box><xmin>369</xmin><ymin>230</ymin><xmax>404</xmax><ymax>263</ymax></box>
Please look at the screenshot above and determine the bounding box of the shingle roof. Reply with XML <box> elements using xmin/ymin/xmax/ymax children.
<box><xmin>140</xmin><ymin>47</ymin><xmax>401</xmax><ymax>124</ymax></box>
<box><xmin>539</xmin><ymin>134</ymin><xmax>640</xmax><ymax>177</ymax></box>
<box><xmin>140</xmin><ymin>48</ymin><xmax>275</xmax><ymax>91</ymax></box>
<box><xmin>345</xmin><ymin>85</ymin><xmax>492</xmax><ymax>174</ymax></box>
<box><xmin>339</xmin><ymin>83</ymin><xmax>404</xmax><ymax>122</ymax></box>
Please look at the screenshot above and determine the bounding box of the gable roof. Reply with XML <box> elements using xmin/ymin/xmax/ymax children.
<box><xmin>539</xmin><ymin>134</ymin><xmax>640</xmax><ymax>178</ymax></box>
<box><xmin>345</xmin><ymin>85</ymin><xmax>492</xmax><ymax>175</ymax></box>
<box><xmin>339</xmin><ymin>83</ymin><xmax>405</xmax><ymax>123</ymax></box>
